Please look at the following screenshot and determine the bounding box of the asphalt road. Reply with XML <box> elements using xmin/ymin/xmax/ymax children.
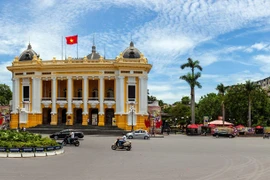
<box><xmin>1</xmin><ymin>135</ymin><xmax>270</xmax><ymax>180</ymax></box>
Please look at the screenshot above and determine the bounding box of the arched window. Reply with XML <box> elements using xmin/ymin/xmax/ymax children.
<box><xmin>107</xmin><ymin>88</ymin><xmax>114</xmax><ymax>99</ymax></box>
<box><xmin>92</xmin><ymin>88</ymin><xmax>98</xmax><ymax>100</ymax></box>
<box><xmin>77</xmin><ymin>88</ymin><xmax>82</xmax><ymax>98</ymax></box>
<box><xmin>129</xmin><ymin>51</ymin><xmax>135</xmax><ymax>58</ymax></box>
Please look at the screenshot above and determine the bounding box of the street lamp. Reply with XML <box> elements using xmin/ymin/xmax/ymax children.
<box><xmin>129</xmin><ymin>104</ymin><xmax>135</xmax><ymax>131</ymax></box>
<box><xmin>17</xmin><ymin>106</ymin><xmax>21</xmax><ymax>131</ymax></box>
<box><xmin>174</xmin><ymin>118</ymin><xmax>177</xmax><ymax>134</ymax></box>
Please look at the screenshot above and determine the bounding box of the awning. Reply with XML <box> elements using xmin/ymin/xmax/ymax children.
<box><xmin>187</xmin><ymin>124</ymin><xmax>198</xmax><ymax>129</ymax></box>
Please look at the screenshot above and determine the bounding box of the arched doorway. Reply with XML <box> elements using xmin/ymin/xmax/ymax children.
<box><xmin>57</xmin><ymin>108</ymin><xmax>67</xmax><ymax>124</ymax></box>
<box><xmin>90</xmin><ymin>108</ymin><xmax>98</xmax><ymax>125</ymax></box>
<box><xmin>61</xmin><ymin>108</ymin><xmax>67</xmax><ymax>124</ymax></box>
<box><xmin>74</xmin><ymin>108</ymin><xmax>82</xmax><ymax>124</ymax></box>
<box><xmin>42</xmin><ymin>108</ymin><xmax>51</xmax><ymax>124</ymax></box>
<box><xmin>105</xmin><ymin>109</ymin><xmax>114</xmax><ymax>126</ymax></box>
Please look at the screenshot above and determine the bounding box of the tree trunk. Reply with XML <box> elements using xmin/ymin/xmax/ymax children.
<box><xmin>248</xmin><ymin>95</ymin><xmax>251</xmax><ymax>127</ymax></box>
<box><xmin>191</xmin><ymin>88</ymin><xmax>195</xmax><ymax>124</ymax></box>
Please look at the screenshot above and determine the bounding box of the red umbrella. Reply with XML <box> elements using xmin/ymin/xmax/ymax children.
<box><xmin>208</xmin><ymin>124</ymin><xmax>216</xmax><ymax>128</ymax></box>
<box><xmin>256</xmin><ymin>125</ymin><xmax>263</xmax><ymax>129</ymax></box>
<box><xmin>187</xmin><ymin>124</ymin><xmax>198</xmax><ymax>129</ymax></box>
<box><xmin>236</xmin><ymin>125</ymin><xmax>245</xmax><ymax>129</ymax></box>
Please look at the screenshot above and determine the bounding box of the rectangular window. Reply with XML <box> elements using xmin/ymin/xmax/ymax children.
<box><xmin>23</xmin><ymin>86</ymin><xmax>30</xmax><ymax>101</ymax></box>
<box><xmin>128</xmin><ymin>85</ymin><xmax>135</xmax><ymax>101</ymax></box>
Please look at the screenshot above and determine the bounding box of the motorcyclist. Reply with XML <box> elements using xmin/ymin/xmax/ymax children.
<box><xmin>68</xmin><ymin>131</ymin><xmax>75</xmax><ymax>144</ymax></box>
<box><xmin>118</xmin><ymin>135</ymin><xmax>127</xmax><ymax>147</ymax></box>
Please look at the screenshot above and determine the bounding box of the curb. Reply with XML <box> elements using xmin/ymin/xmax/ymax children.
<box><xmin>0</xmin><ymin>149</ymin><xmax>64</xmax><ymax>158</ymax></box>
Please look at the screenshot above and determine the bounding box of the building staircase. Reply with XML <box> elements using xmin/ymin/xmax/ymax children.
<box><xmin>27</xmin><ymin>124</ymin><xmax>127</xmax><ymax>136</ymax></box>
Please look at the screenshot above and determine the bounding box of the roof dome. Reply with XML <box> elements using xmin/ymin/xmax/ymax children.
<box><xmin>18</xmin><ymin>44</ymin><xmax>39</xmax><ymax>61</ymax></box>
<box><xmin>87</xmin><ymin>45</ymin><xmax>101</xmax><ymax>59</ymax></box>
<box><xmin>122</xmin><ymin>41</ymin><xmax>141</xmax><ymax>58</ymax></box>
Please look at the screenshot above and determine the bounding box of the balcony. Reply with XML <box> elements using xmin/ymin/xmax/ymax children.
<box><xmin>41</xmin><ymin>97</ymin><xmax>52</xmax><ymax>108</ymax></box>
<box><xmin>72</xmin><ymin>97</ymin><xmax>83</xmax><ymax>108</ymax></box>
<box><xmin>88</xmin><ymin>97</ymin><xmax>99</xmax><ymax>108</ymax></box>
<box><xmin>57</xmin><ymin>97</ymin><xmax>67</xmax><ymax>108</ymax></box>
<box><xmin>104</xmin><ymin>97</ymin><xmax>115</xmax><ymax>108</ymax></box>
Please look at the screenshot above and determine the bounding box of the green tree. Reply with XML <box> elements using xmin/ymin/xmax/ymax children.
<box><xmin>197</xmin><ymin>93</ymin><xmax>221</xmax><ymax>122</ymax></box>
<box><xmin>180</xmin><ymin>58</ymin><xmax>203</xmax><ymax>124</ymax></box>
<box><xmin>216</xmin><ymin>83</ymin><xmax>227</xmax><ymax>126</ymax></box>
<box><xmin>245</xmin><ymin>80</ymin><xmax>259</xmax><ymax>127</ymax></box>
<box><xmin>181</xmin><ymin>96</ymin><xmax>190</xmax><ymax>105</ymax></box>
<box><xmin>0</xmin><ymin>84</ymin><xmax>12</xmax><ymax>106</ymax></box>
<box><xmin>225</xmin><ymin>84</ymin><xmax>269</xmax><ymax>126</ymax></box>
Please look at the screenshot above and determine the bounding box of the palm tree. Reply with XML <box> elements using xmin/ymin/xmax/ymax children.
<box><xmin>245</xmin><ymin>80</ymin><xmax>258</xmax><ymax>127</ymax></box>
<box><xmin>180</xmin><ymin>58</ymin><xmax>203</xmax><ymax>124</ymax></box>
<box><xmin>216</xmin><ymin>83</ymin><xmax>227</xmax><ymax>126</ymax></box>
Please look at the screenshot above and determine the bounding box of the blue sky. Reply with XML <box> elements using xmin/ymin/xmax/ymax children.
<box><xmin>1</xmin><ymin>0</ymin><xmax>270</xmax><ymax>104</ymax></box>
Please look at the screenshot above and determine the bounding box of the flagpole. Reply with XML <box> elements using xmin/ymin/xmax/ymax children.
<box><xmin>61</xmin><ymin>36</ymin><xmax>63</xmax><ymax>60</ymax></box>
<box><xmin>65</xmin><ymin>39</ymin><xmax>67</xmax><ymax>60</ymax></box>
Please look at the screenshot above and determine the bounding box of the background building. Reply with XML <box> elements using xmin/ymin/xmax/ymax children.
<box><xmin>6</xmin><ymin>41</ymin><xmax>152</xmax><ymax>130</ymax></box>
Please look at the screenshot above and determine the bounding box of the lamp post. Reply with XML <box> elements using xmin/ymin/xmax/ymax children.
<box><xmin>174</xmin><ymin>118</ymin><xmax>177</xmax><ymax>134</ymax></box>
<box><xmin>129</xmin><ymin>104</ymin><xmax>135</xmax><ymax>131</ymax></box>
<box><xmin>17</xmin><ymin>106</ymin><xmax>20</xmax><ymax>131</ymax></box>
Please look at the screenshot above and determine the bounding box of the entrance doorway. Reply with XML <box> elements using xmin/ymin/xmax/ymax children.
<box><xmin>57</xmin><ymin>108</ymin><xmax>67</xmax><ymax>124</ymax></box>
<box><xmin>74</xmin><ymin>108</ymin><xmax>82</xmax><ymax>124</ymax></box>
<box><xmin>105</xmin><ymin>109</ymin><xmax>114</xmax><ymax>126</ymax></box>
<box><xmin>42</xmin><ymin>108</ymin><xmax>51</xmax><ymax>124</ymax></box>
<box><xmin>89</xmin><ymin>108</ymin><xmax>98</xmax><ymax>125</ymax></box>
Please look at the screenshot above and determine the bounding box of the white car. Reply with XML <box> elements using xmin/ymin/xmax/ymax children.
<box><xmin>126</xmin><ymin>129</ymin><xmax>150</xmax><ymax>140</ymax></box>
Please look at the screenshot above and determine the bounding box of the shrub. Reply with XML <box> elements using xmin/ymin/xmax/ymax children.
<box><xmin>0</xmin><ymin>130</ymin><xmax>58</xmax><ymax>148</ymax></box>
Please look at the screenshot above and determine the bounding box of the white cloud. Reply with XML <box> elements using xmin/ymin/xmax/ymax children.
<box><xmin>1</xmin><ymin>0</ymin><xmax>270</xmax><ymax>104</ymax></box>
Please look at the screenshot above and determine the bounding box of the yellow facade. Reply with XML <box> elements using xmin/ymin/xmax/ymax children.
<box><xmin>7</xmin><ymin>42</ymin><xmax>152</xmax><ymax>131</ymax></box>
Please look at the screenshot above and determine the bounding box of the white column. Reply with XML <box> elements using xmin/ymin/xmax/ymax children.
<box><xmin>119</xmin><ymin>76</ymin><xmax>125</xmax><ymax>114</ymax></box>
<box><xmin>144</xmin><ymin>77</ymin><xmax>148</xmax><ymax>114</ymax></box>
<box><xmin>12</xmin><ymin>78</ymin><xmax>20</xmax><ymax>113</ymax></box>
<box><xmin>32</xmin><ymin>77</ymin><xmax>36</xmax><ymax>113</ymax></box>
<box><xmin>139</xmin><ymin>77</ymin><xmax>144</xmax><ymax>114</ymax></box>
<box><xmin>115</xmin><ymin>76</ymin><xmax>119</xmax><ymax>113</ymax></box>
<box><xmin>36</xmin><ymin>77</ymin><xmax>41</xmax><ymax>113</ymax></box>
<box><xmin>99</xmin><ymin>76</ymin><xmax>104</xmax><ymax>115</ymax></box>
<box><xmin>51</xmin><ymin>77</ymin><xmax>57</xmax><ymax>114</ymax></box>
<box><xmin>83</xmin><ymin>76</ymin><xmax>88</xmax><ymax>114</ymax></box>
<box><xmin>67</xmin><ymin>77</ymin><xmax>72</xmax><ymax>115</ymax></box>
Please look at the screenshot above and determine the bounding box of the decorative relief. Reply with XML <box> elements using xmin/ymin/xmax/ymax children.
<box><xmin>57</xmin><ymin>101</ymin><xmax>67</xmax><ymax>108</ymax></box>
<box><xmin>42</xmin><ymin>100</ymin><xmax>52</xmax><ymax>108</ymax></box>
<box><xmin>104</xmin><ymin>100</ymin><xmax>115</xmax><ymax>108</ymax></box>
<box><xmin>88</xmin><ymin>100</ymin><xmax>99</xmax><ymax>108</ymax></box>
<box><xmin>116</xmin><ymin>52</ymin><xmax>123</xmax><ymax>62</ymax></box>
<box><xmin>72</xmin><ymin>100</ymin><xmax>83</xmax><ymax>108</ymax></box>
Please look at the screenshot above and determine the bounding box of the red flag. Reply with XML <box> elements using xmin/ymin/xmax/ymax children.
<box><xmin>66</xmin><ymin>35</ymin><xmax>78</xmax><ymax>45</ymax></box>
<box><xmin>156</xmin><ymin>121</ymin><xmax>162</xmax><ymax>128</ymax></box>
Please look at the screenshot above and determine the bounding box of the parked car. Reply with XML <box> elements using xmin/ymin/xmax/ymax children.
<box><xmin>126</xmin><ymin>129</ymin><xmax>150</xmax><ymax>140</ymax></box>
<box><xmin>213</xmin><ymin>131</ymin><xmax>235</xmax><ymax>138</ymax></box>
<box><xmin>50</xmin><ymin>129</ymin><xmax>84</xmax><ymax>140</ymax></box>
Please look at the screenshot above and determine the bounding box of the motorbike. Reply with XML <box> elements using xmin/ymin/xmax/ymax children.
<box><xmin>62</xmin><ymin>136</ymin><xmax>80</xmax><ymax>146</ymax></box>
<box><xmin>263</xmin><ymin>133</ymin><xmax>269</xmax><ymax>139</ymax></box>
<box><xmin>111</xmin><ymin>139</ymin><xmax>132</xmax><ymax>151</ymax></box>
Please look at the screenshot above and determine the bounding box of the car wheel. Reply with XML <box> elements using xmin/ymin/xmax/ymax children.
<box><xmin>229</xmin><ymin>135</ymin><xmax>232</xmax><ymax>138</ymax></box>
<box><xmin>128</xmin><ymin>135</ymin><xmax>133</xmax><ymax>139</ymax></box>
<box><xmin>216</xmin><ymin>135</ymin><xmax>219</xmax><ymax>138</ymax></box>
<box><xmin>54</xmin><ymin>136</ymin><xmax>58</xmax><ymax>140</ymax></box>
<box><xmin>144</xmin><ymin>136</ymin><xmax>149</xmax><ymax>140</ymax></box>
